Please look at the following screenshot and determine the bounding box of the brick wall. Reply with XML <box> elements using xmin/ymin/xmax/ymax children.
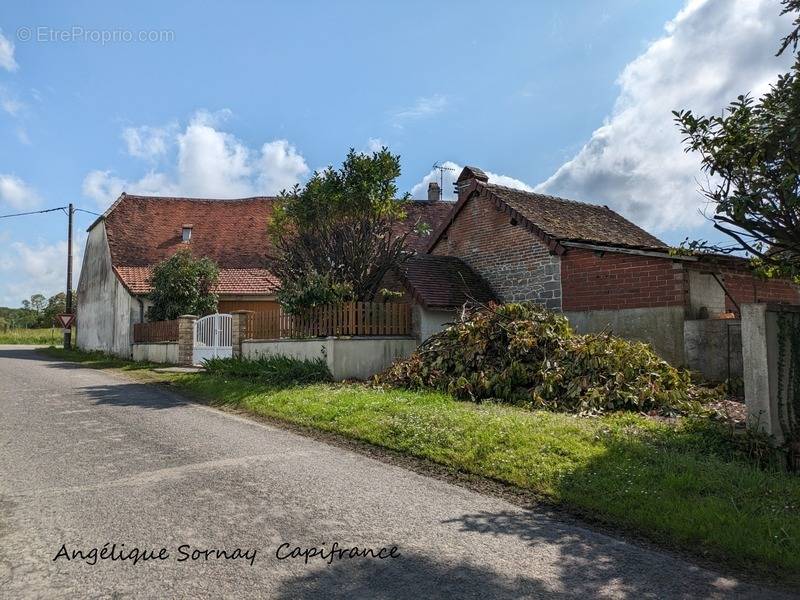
<box><xmin>561</xmin><ymin>248</ymin><xmax>685</xmax><ymax>311</ymax></box>
<box><xmin>716</xmin><ymin>268</ymin><xmax>800</xmax><ymax>313</ymax></box>
<box><xmin>430</xmin><ymin>194</ymin><xmax>562</xmax><ymax>309</ymax></box>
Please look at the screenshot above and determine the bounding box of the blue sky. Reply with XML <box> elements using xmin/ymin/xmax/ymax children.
<box><xmin>0</xmin><ymin>0</ymin><xmax>794</xmax><ymax>306</ymax></box>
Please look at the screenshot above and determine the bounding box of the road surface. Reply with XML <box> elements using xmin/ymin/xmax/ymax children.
<box><xmin>0</xmin><ymin>346</ymin><xmax>791</xmax><ymax>598</ymax></box>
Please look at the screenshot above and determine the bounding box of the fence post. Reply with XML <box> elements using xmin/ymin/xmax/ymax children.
<box><xmin>177</xmin><ymin>315</ymin><xmax>197</xmax><ymax>366</ymax></box>
<box><xmin>231</xmin><ymin>310</ymin><xmax>254</xmax><ymax>359</ymax></box>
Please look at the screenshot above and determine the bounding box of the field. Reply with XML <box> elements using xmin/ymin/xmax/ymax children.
<box><xmin>0</xmin><ymin>328</ymin><xmax>73</xmax><ymax>345</ymax></box>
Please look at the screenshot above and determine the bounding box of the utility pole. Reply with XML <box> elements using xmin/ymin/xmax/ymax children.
<box><xmin>64</xmin><ymin>203</ymin><xmax>73</xmax><ymax>349</ymax></box>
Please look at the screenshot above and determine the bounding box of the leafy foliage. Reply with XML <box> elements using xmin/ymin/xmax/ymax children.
<box><xmin>202</xmin><ymin>355</ymin><xmax>332</xmax><ymax>386</ymax></box>
<box><xmin>147</xmin><ymin>249</ymin><xmax>219</xmax><ymax>321</ymax></box>
<box><xmin>1</xmin><ymin>292</ymin><xmax>76</xmax><ymax>329</ymax></box>
<box><xmin>378</xmin><ymin>303</ymin><xmax>693</xmax><ymax>414</ymax></box>
<box><xmin>673</xmin><ymin>0</ymin><xmax>800</xmax><ymax>278</ymax></box>
<box><xmin>269</xmin><ymin>148</ymin><xmax>425</xmax><ymax>314</ymax></box>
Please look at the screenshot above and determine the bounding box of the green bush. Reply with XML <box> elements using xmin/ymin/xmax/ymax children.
<box><xmin>203</xmin><ymin>355</ymin><xmax>332</xmax><ymax>386</ymax></box>
<box><xmin>378</xmin><ymin>303</ymin><xmax>693</xmax><ymax>414</ymax></box>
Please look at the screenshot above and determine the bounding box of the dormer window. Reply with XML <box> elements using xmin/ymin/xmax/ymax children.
<box><xmin>182</xmin><ymin>224</ymin><xmax>193</xmax><ymax>242</ymax></box>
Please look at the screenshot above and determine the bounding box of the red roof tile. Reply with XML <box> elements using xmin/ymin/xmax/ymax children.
<box><xmin>98</xmin><ymin>194</ymin><xmax>454</xmax><ymax>296</ymax></box>
<box><xmin>397</xmin><ymin>255</ymin><xmax>495</xmax><ymax>309</ymax></box>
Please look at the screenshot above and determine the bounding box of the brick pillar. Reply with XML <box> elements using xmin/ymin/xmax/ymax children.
<box><xmin>177</xmin><ymin>315</ymin><xmax>197</xmax><ymax>366</ymax></box>
<box><xmin>231</xmin><ymin>310</ymin><xmax>254</xmax><ymax>359</ymax></box>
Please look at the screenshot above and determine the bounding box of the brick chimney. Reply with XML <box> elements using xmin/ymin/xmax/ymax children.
<box><xmin>427</xmin><ymin>181</ymin><xmax>441</xmax><ymax>202</ymax></box>
<box><xmin>455</xmin><ymin>166</ymin><xmax>489</xmax><ymax>201</ymax></box>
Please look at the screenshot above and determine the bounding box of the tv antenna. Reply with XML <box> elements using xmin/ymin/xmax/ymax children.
<box><xmin>432</xmin><ymin>162</ymin><xmax>455</xmax><ymax>201</ymax></box>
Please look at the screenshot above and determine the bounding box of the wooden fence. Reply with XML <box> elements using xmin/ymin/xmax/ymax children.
<box><xmin>246</xmin><ymin>302</ymin><xmax>412</xmax><ymax>339</ymax></box>
<box><xmin>132</xmin><ymin>319</ymin><xmax>179</xmax><ymax>343</ymax></box>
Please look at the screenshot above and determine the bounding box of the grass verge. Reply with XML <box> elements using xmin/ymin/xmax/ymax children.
<box><xmin>0</xmin><ymin>328</ymin><xmax>72</xmax><ymax>345</ymax></box>
<box><xmin>40</xmin><ymin>347</ymin><xmax>800</xmax><ymax>583</ymax></box>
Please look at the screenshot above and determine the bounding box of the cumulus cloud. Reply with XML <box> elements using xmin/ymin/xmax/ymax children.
<box><xmin>0</xmin><ymin>236</ymin><xmax>84</xmax><ymax>306</ymax></box>
<box><xmin>0</xmin><ymin>31</ymin><xmax>18</xmax><ymax>72</ymax></box>
<box><xmin>0</xmin><ymin>174</ymin><xmax>40</xmax><ymax>208</ymax></box>
<box><xmin>122</xmin><ymin>124</ymin><xmax>175</xmax><ymax>160</ymax></box>
<box><xmin>409</xmin><ymin>161</ymin><xmax>533</xmax><ymax>201</ymax></box>
<box><xmin>536</xmin><ymin>0</ymin><xmax>795</xmax><ymax>232</ymax></box>
<box><xmin>83</xmin><ymin>110</ymin><xmax>310</xmax><ymax>208</ymax></box>
<box><xmin>391</xmin><ymin>94</ymin><xmax>448</xmax><ymax>127</ymax></box>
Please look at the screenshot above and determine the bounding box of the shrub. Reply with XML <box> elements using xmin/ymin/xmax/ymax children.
<box><xmin>378</xmin><ymin>303</ymin><xmax>693</xmax><ymax>414</ymax></box>
<box><xmin>203</xmin><ymin>355</ymin><xmax>332</xmax><ymax>386</ymax></box>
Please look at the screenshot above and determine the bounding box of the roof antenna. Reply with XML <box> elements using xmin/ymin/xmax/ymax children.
<box><xmin>432</xmin><ymin>162</ymin><xmax>455</xmax><ymax>201</ymax></box>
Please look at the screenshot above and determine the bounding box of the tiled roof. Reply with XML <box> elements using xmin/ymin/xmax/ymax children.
<box><xmin>399</xmin><ymin>200</ymin><xmax>454</xmax><ymax>252</ymax></box>
<box><xmin>98</xmin><ymin>193</ymin><xmax>454</xmax><ymax>296</ymax></box>
<box><xmin>114</xmin><ymin>266</ymin><xmax>280</xmax><ymax>295</ymax></box>
<box><xmin>397</xmin><ymin>255</ymin><xmax>495</xmax><ymax>309</ymax></box>
<box><xmin>484</xmin><ymin>183</ymin><xmax>666</xmax><ymax>250</ymax></box>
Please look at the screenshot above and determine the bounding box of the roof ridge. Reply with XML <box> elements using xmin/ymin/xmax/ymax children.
<box><xmin>483</xmin><ymin>182</ymin><xmax>610</xmax><ymax>210</ymax></box>
<box><xmin>120</xmin><ymin>194</ymin><xmax>277</xmax><ymax>203</ymax></box>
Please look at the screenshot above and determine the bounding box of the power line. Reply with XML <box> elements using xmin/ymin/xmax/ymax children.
<box><xmin>0</xmin><ymin>206</ymin><xmax>102</xmax><ymax>220</ymax></box>
<box><xmin>0</xmin><ymin>206</ymin><xmax>67</xmax><ymax>219</ymax></box>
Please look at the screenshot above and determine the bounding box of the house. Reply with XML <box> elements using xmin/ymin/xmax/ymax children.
<box><xmin>76</xmin><ymin>192</ymin><xmax>451</xmax><ymax>356</ymax></box>
<box><xmin>425</xmin><ymin>166</ymin><xmax>800</xmax><ymax>366</ymax></box>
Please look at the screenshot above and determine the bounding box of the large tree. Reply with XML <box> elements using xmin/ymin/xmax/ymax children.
<box><xmin>269</xmin><ymin>148</ymin><xmax>422</xmax><ymax>313</ymax></box>
<box><xmin>147</xmin><ymin>249</ymin><xmax>219</xmax><ymax>321</ymax></box>
<box><xmin>673</xmin><ymin>0</ymin><xmax>800</xmax><ymax>278</ymax></box>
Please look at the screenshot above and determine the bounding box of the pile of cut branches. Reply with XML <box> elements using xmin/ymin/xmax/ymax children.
<box><xmin>378</xmin><ymin>303</ymin><xmax>693</xmax><ymax>414</ymax></box>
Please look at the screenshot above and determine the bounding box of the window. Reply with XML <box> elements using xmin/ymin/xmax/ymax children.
<box><xmin>182</xmin><ymin>225</ymin><xmax>193</xmax><ymax>242</ymax></box>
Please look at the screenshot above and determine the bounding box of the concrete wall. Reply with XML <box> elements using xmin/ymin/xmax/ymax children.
<box><xmin>684</xmin><ymin>319</ymin><xmax>742</xmax><ymax>382</ymax></box>
<box><xmin>76</xmin><ymin>222</ymin><xmax>140</xmax><ymax>358</ymax></box>
<box><xmin>243</xmin><ymin>336</ymin><xmax>418</xmax><ymax>380</ymax></box>
<box><xmin>132</xmin><ymin>342</ymin><xmax>178</xmax><ymax>364</ymax></box>
<box><xmin>687</xmin><ymin>271</ymin><xmax>726</xmax><ymax>319</ymax></box>
<box><xmin>565</xmin><ymin>306</ymin><xmax>686</xmax><ymax>366</ymax></box>
<box><xmin>414</xmin><ymin>305</ymin><xmax>456</xmax><ymax>342</ymax></box>
<box><xmin>742</xmin><ymin>303</ymin><xmax>800</xmax><ymax>445</ymax></box>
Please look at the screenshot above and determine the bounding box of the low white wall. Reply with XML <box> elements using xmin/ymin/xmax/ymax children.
<box><xmin>243</xmin><ymin>336</ymin><xmax>418</xmax><ymax>380</ymax></box>
<box><xmin>415</xmin><ymin>305</ymin><xmax>456</xmax><ymax>342</ymax></box>
<box><xmin>132</xmin><ymin>342</ymin><xmax>178</xmax><ymax>364</ymax></box>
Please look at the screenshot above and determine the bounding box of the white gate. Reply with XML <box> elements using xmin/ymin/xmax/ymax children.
<box><xmin>193</xmin><ymin>313</ymin><xmax>232</xmax><ymax>365</ymax></box>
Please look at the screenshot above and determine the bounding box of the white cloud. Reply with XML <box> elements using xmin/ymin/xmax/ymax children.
<box><xmin>366</xmin><ymin>137</ymin><xmax>386</xmax><ymax>153</ymax></box>
<box><xmin>410</xmin><ymin>161</ymin><xmax>533</xmax><ymax>201</ymax></box>
<box><xmin>1</xmin><ymin>94</ymin><xmax>23</xmax><ymax>117</ymax></box>
<box><xmin>536</xmin><ymin>0</ymin><xmax>795</xmax><ymax>232</ymax></box>
<box><xmin>0</xmin><ymin>174</ymin><xmax>40</xmax><ymax>209</ymax></box>
<box><xmin>0</xmin><ymin>31</ymin><xmax>18</xmax><ymax>72</ymax></box>
<box><xmin>122</xmin><ymin>124</ymin><xmax>175</xmax><ymax>160</ymax></box>
<box><xmin>256</xmin><ymin>140</ymin><xmax>310</xmax><ymax>194</ymax></box>
<box><xmin>391</xmin><ymin>94</ymin><xmax>448</xmax><ymax>127</ymax></box>
<box><xmin>82</xmin><ymin>110</ymin><xmax>310</xmax><ymax>208</ymax></box>
<box><xmin>0</xmin><ymin>236</ymin><xmax>84</xmax><ymax>306</ymax></box>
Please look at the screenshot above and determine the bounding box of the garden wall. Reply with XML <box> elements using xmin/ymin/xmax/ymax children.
<box><xmin>243</xmin><ymin>336</ymin><xmax>417</xmax><ymax>380</ymax></box>
<box><xmin>132</xmin><ymin>342</ymin><xmax>178</xmax><ymax>364</ymax></box>
<box><xmin>683</xmin><ymin>319</ymin><xmax>742</xmax><ymax>382</ymax></box>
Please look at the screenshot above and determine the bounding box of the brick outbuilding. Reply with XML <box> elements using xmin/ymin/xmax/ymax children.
<box><xmin>426</xmin><ymin>167</ymin><xmax>800</xmax><ymax>367</ymax></box>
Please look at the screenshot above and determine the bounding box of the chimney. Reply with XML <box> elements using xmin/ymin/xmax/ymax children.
<box><xmin>427</xmin><ymin>181</ymin><xmax>441</xmax><ymax>202</ymax></box>
<box><xmin>454</xmin><ymin>166</ymin><xmax>489</xmax><ymax>201</ymax></box>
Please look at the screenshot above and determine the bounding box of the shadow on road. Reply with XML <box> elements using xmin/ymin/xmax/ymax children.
<box><xmin>273</xmin><ymin>551</ymin><xmax>551</xmax><ymax>599</ymax></box>
<box><xmin>78</xmin><ymin>383</ymin><xmax>190</xmax><ymax>410</ymax></box>
<box><xmin>440</xmin><ymin>509</ymin><xmax>745</xmax><ymax>599</ymax></box>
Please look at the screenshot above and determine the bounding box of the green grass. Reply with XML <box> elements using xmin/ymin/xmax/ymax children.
<box><xmin>0</xmin><ymin>327</ymin><xmax>73</xmax><ymax>345</ymax></box>
<box><xmin>40</xmin><ymin>347</ymin><xmax>800</xmax><ymax>581</ymax></box>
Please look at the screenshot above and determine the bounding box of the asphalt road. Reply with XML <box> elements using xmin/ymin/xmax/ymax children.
<box><xmin>0</xmin><ymin>346</ymin><xmax>791</xmax><ymax>599</ymax></box>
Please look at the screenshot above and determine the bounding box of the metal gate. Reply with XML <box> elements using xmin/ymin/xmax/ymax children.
<box><xmin>193</xmin><ymin>313</ymin><xmax>232</xmax><ymax>365</ymax></box>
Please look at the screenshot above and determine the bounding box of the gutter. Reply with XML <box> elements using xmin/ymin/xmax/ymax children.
<box><xmin>560</xmin><ymin>241</ymin><xmax>699</xmax><ymax>261</ymax></box>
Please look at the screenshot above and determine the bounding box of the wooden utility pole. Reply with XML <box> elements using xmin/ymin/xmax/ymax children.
<box><xmin>64</xmin><ymin>203</ymin><xmax>73</xmax><ymax>349</ymax></box>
